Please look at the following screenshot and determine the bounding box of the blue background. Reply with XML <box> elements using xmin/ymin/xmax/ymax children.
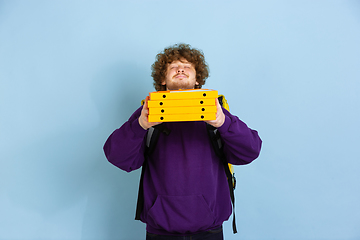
<box><xmin>1</xmin><ymin>1</ymin><xmax>359</xmax><ymax>239</ymax></box>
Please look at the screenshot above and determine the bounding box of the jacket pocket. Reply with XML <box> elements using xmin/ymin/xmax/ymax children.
<box><xmin>146</xmin><ymin>195</ymin><xmax>215</xmax><ymax>234</ymax></box>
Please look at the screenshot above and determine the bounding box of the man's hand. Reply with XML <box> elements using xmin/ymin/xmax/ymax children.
<box><xmin>138</xmin><ymin>96</ymin><xmax>162</xmax><ymax>130</ymax></box>
<box><xmin>205</xmin><ymin>98</ymin><xmax>225</xmax><ymax>128</ymax></box>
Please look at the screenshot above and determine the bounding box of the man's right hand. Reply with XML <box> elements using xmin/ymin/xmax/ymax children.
<box><xmin>138</xmin><ymin>96</ymin><xmax>162</xmax><ymax>130</ymax></box>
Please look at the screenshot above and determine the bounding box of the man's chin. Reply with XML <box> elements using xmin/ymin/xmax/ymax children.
<box><xmin>166</xmin><ymin>84</ymin><xmax>195</xmax><ymax>91</ymax></box>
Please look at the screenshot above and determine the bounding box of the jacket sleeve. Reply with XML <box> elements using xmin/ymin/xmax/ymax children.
<box><xmin>103</xmin><ymin>106</ymin><xmax>148</xmax><ymax>172</ymax></box>
<box><xmin>217</xmin><ymin>108</ymin><xmax>262</xmax><ymax>165</ymax></box>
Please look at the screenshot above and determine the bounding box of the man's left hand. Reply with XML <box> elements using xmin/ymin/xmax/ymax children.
<box><xmin>205</xmin><ymin>98</ymin><xmax>225</xmax><ymax>128</ymax></box>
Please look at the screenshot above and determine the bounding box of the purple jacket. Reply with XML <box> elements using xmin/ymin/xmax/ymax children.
<box><xmin>103</xmin><ymin>106</ymin><xmax>262</xmax><ymax>235</ymax></box>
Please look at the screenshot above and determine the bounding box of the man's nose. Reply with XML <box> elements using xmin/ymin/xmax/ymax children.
<box><xmin>177</xmin><ymin>68</ymin><xmax>185</xmax><ymax>73</ymax></box>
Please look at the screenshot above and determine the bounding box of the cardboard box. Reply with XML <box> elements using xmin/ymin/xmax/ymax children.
<box><xmin>147</xmin><ymin>89</ymin><xmax>218</xmax><ymax>122</ymax></box>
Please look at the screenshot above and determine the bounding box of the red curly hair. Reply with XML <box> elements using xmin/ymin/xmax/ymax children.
<box><xmin>151</xmin><ymin>43</ymin><xmax>209</xmax><ymax>91</ymax></box>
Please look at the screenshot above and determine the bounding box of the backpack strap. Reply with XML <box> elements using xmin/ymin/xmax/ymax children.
<box><xmin>135</xmin><ymin>124</ymin><xmax>170</xmax><ymax>220</ymax></box>
<box><xmin>206</xmin><ymin>123</ymin><xmax>237</xmax><ymax>234</ymax></box>
<box><xmin>135</xmin><ymin>158</ymin><xmax>147</xmax><ymax>220</ymax></box>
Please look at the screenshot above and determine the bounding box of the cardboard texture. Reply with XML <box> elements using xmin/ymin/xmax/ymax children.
<box><xmin>147</xmin><ymin>89</ymin><xmax>218</xmax><ymax>122</ymax></box>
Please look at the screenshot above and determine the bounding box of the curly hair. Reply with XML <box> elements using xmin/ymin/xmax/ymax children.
<box><xmin>151</xmin><ymin>43</ymin><xmax>209</xmax><ymax>91</ymax></box>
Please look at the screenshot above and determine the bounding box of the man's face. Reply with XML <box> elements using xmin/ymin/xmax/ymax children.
<box><xmin>161</xmin><ymin>59</ymin><xmax>198</xmax><ymax>90</ymax></box>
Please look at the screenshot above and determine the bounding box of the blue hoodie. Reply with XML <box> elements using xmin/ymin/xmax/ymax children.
<box><xmin>103</xmin><ymin>106</ymin><xmax>262</xmax><ymax>235</ymax></box>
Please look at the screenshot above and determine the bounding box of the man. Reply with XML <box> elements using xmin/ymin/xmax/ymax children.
<box><xmin>103</xmin><ymin>43</ymin><xmax>262</xmax><ymax>239</ymax></box>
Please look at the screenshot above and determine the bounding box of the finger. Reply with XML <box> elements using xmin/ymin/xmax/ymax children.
<box><xmin>215</xmin><ymin>98</ymin><xmax>221</xmax><ymax>107</ymax></box>
<box><xmin>142</xmin><ymin>96</ymin><xmax>150</xmax><ymax>114</ymax></box>
<box><xmin>144</xmin><ymin>96</ymin><xmax>150</xmax><ymax>109</ymax></box>
<box><xmin>216</xmin><ymin>98</ymin><xmax>223</xmax><ymax>111</ymax></box>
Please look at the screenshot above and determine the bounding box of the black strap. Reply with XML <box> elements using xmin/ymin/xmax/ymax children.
<box><xmin>135</xmin><ymin>124</ymin><xmax>170</xmax><ymax>220</ymax></box>
<box><xmin>135</xmin><ymin>159</ymin><xmax>146</xmax><ymax>220</ymax></box>
<box><xmin>206</xmin><ymin>124</ymin><xmax>237</xmax><ymax>234</ymax></box>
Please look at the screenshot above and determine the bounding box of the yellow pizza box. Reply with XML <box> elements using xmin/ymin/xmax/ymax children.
<box><xmin>148</xmin><ymin>98</ymin><xmax>216</xmax><ymax>108</ymax></box>
<box><xmin>148</xmin><ymin>112</ymin><xmax>216</xmax><ymax>122</ymax></box>
<box><xmin>149</xmin><ymin>105</ymin><xmax>217</xmax><ymax>115</ymax></box>
<box><xmin>149</xmin><ymin>89</ymin><xmax>218</xmax><ymax>100</ymax></box>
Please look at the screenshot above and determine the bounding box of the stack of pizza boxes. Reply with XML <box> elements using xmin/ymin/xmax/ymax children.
<box><xmin>147</xmin><ymin>89</ymin><xmax>218</xmax><ymax>122</ymax></box>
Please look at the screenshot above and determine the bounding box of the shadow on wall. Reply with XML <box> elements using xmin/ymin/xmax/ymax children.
<box><xmin>5</xmin><ymin>62</ymin><xmax>150</xmax><ymax>239</ymax></box>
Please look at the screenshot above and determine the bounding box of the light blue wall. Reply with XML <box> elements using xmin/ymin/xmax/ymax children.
<box><xmin>1</xmin><ymin>1</ymin><xmax>359</xmax><ymax>239</ymax></box>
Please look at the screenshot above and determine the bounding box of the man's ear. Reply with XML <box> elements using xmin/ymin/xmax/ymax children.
<box><xmin>161</xmin><ymin>80</ymin><xmax>166</xmax><ymax>86</ymax></box>
<box><xmin>195</xmin><ymin>81</ymin><xmax>199</xmax><ymax>86</ymax></box>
